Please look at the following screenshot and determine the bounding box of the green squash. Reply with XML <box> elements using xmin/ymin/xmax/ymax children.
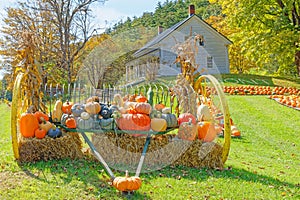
<box><xmin>99</xmin><ymin>118</ymin><xmax>115</xmax><ymax>130</ymax></box>
<box><xmin>76</xmin><ymin>117</ymin><xmax>94</xmax><ymax>129</ymax></box>
<box><xmin>161</xmin><ymin>113</ymin><xmax>178</xmax><ymax>128</ymax></box>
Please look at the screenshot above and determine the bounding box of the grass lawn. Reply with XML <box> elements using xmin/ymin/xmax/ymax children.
<box><xmin>0</xmin><ymin>76</ymin><xmax>300</xmax><ymax>199</ymax></box>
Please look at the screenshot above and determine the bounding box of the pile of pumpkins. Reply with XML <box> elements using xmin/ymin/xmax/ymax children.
<box><xmin>113</xmin><ymin>94</ymin><xmax>178</xmax><ymax>136</ymax></box>
<box><xmin>269</xmin><ymin>94</ymin><xmax>300</xmax><ymax>109</ymax></box>
<box><xmin>112</xmin><ymin>93</ymin><xmax>220</xmax><ymax>142</ymax></box>
<box><xmin>52</xmin><ymin>96</ymin><xmax>116</xmax><ymax>130</ymax></box>
<box><xmin>19</xmin><ymin>93</ymin><xmax>228</xmax><ymax>142</ymax></box>
<box><xmin>19</xmin><ymin>109</ymin><xmax>62</xmax><ymax>139</ymax></box>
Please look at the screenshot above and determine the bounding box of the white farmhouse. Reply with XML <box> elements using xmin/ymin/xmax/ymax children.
<box><xmin>125</xmin><ymin>5</ymin><xmax>232</xmax><ymax>83</ymax></box>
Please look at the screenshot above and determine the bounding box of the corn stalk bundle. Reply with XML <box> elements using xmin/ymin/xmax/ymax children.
<box><xmin>171</xmin><ymin>74</ymin><xmax>197</xmax><ymax>116</ymax></box>
<box><xmin>173</xmin><ymin>34</ymin><xmax>204</xmax><ymax>87</ymax></box>
<box><xmin>13</xmin><ymin>31</ymin><xmax>46</xmax><ymax>115</ymax></box>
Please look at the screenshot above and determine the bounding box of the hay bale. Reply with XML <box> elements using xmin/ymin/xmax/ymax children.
<box><xmin>92</xmin><ymin>133</ymin><xmax>223</xmax><ymax>171</ymax></box>
<box><xmin>18</xmin><ymin>131</ymin><xmax>83</xmax><ymax>163</ymax></box>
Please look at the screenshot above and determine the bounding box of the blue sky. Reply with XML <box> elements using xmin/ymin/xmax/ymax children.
<box><xmin>93</xmin><ymin>0</ymin><xmax>162</xmax><ymax>30</ymax></box>
<box><xmin>0</xmin><ymin>0</ymin><xmax>163</xmax><ymax>79</ymax></box>
<box><xmin>0</xmin><ymin>0</ymin><xmax>162</xmax><ymax>31</ymax></box>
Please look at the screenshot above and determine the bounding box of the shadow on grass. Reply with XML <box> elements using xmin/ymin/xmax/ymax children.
<box><xmin>17</xmin><ymin>155</ymin><xmax>299</xmax><ymax>199</ymax></box>
<box><xmin>147</xmin><ymin>164</ymin><xmax>299</xmax><ymax>191</ymax></box>
<box><xmin>18</xmin><ymin>158</ymin><xmax>150</xmax><ymax>200</ymax></box>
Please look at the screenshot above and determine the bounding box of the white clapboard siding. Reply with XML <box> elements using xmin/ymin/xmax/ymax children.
<box><xmin>126</xmin><ymin>14</ymin><xmax>232</xmax><ymax>82</ymax></box>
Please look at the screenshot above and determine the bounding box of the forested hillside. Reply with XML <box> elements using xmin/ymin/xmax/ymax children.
<box><xmin>0</xmin><ymin>0</ymin><xmax>299</xmax><ymax>88</ymax></box>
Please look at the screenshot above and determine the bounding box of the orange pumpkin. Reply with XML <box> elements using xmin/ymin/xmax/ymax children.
<box><xmin>66</xmin><ymin>117</ymin><xmax>77</xmax><ymax>129</ymax></box>
<box><xmin>135</xmin><ymin>102</ymin><xmax>152</xmax><ymax>114</ymax></box>
<box><xmin>113</xmin><ymin>170</ymin><xmax>142</xmax><ymax>192</ymax></box>
<box><xmin>34</xmin><ymin>128</ymin><xmax>47</xmax><ymax>139</ymax></box>
<box><xmin>177</xmin><ymin>113</ymin><xmax>197</xmax><ymax>126</ymax></box>
<box><xmin>127</xmin><ymin>107</ymin><xmax>138</xmax><ymax>114</ymax></box>
<box><xmin>197</xmin><ymin>121</ymin><xmax>217</xmax><ymax>142</ymax></box>
<box><xmin>34</xmin><ymin>111</ymin><xmax>49</xmax><ymax>123</ymax></box>
<box><xmin>62</xmin><ymin>101</ymin><xmax>73</xmax><ymax>114</ymax></box>
<box><xmin>116</xmin><ymin>114</ymin><xmax>151</xmax><ymax>131</ymax></box>
<box><xmin>177</xmin><ymin>119</ymin><xmax>197</xmax><ymax>141</ymax></box>
<box><xmin>231</xmin><ymin>125</ymin><xmax>241</xmax><ymax>137</ymax></box>
<box><xmin>135</xmin><ymin>95</ymin><xmax>147</xmax><ymax>103</ymax></box>
<box><xmin>20</xmin><ymin>112</ymin><xmax>39</xmax><ymax>138</ymax></box>
<box><xmin>154</xmin><ymin>102</ymin><xmax>165</xmax><ymax>111</ymax></box>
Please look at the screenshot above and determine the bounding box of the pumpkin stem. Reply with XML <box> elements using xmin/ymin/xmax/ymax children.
<box><xmin>188</xmin><ymin>118</ymin><xmax>192</xmax><ymax>125</ymax></box>
<box><xmin>40</xmin><ymin>117</ymin><xmax>46</xmax><ymax>123</ymax></box>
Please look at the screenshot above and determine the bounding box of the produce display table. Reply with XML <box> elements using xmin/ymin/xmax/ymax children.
<box><xmin>11</xmin><ymin>73</ymin><xmax>231</xmax><ymax>173</ymax></box>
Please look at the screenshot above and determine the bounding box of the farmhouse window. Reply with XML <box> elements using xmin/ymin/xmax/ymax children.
<box><xmin>207</xmin><ymin>56</ymin><xmax>213</xmax><ymax>68</ymax></box>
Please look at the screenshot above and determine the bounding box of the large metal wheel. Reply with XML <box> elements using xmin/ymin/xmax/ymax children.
<box><xmin>11</xmin><ymin>73</ymin><xmax>24</xmax><ymax>160</ymax></box>
<box><xmin>194</xmin><ymin>75</ymin><xmax>231</xmax><ymax>164</ymax></box>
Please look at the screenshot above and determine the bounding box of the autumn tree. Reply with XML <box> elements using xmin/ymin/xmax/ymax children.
<box><xmin>205</xmin><ymin>15</ymin><xmax>257</xmax><ymax>73</ymax></box>
<box><xmin>0</xmin><ymin>2</ymin><xmax>58</xmax><ymax>86</ymax></box>
<box><xmin>1</xmin><ymin>0</ymin><xmax>107</xmax><ymax>86</ymax></box>
<box><xmin>82</xmin><ymin>27</ymin><xmax>156</xmax><ymax>88</ymax></box>
<box><xmin>210</xmin><ymin>0</ymin><xmax>300</xmax><ymax>76</ymax></box>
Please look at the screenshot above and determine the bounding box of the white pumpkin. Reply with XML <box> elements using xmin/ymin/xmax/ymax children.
<box><xmin>80</xmin><ymin>112</ymin><xmax>90</xmax><ymax>120</ymax></box>
<box><xmin>197</xmin><ymin>104</ymin><xmax>212</xmax><ymax>121</ymax></box>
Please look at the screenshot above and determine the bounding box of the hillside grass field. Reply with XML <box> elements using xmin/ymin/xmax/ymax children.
<box><xmin>0</xmin><ymin>74</ymin><xmax>299</xmax><ymax>199</ymax></box>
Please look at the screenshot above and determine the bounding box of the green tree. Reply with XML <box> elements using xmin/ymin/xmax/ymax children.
<box><xmin>210</xmin><ymin>0</ymin><xmax>300</xmax><ymax>76</ymax></box>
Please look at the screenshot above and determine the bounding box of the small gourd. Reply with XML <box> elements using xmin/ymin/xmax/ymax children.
<box><xmin>61</xmin><ymin>113</ymin><xmax>71</xmax><ymax>125</ymax></box>
<box><xmin>52</xmin><ymin>99</ymin><xmax>63</xmax><ymax>122</ymax></box>
<box><xmin>161</xmin><ymin>107</ymin><xmax>171</xmax><ymax>114</ymax></box>
<box><xmin>39</xmin><ymin>117</ymin><xmax>54</xmax><ymax>132</ymax></box>
<box><xmin>150</xmin><ymin>110</ymin><xmax>162</xmax><ymax>119</ymax></box>
<box><xmin>47</xmin><ymin>126</ymin><xmax>62</xmax><ymax>138</ymax></box>
<box><xmin>113</xmin><ymin>94</ymin><xmax>124</xmax><ymax>107</ymax></box>
<box><xmin>147</xmin><ymin>87</ymin><xmax>154</xmax><ymax>106</ymax></box>
<box><xmin>231</xmin><ymin>125</ymin><xmax>241</xmax><ymax>137</ymax></box>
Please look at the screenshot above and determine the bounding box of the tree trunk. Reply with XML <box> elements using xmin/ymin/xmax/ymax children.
<box><xmin>295</xmin><ymin>50</ymin><xmax>300</xmax><ymax>77</ymax></box>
